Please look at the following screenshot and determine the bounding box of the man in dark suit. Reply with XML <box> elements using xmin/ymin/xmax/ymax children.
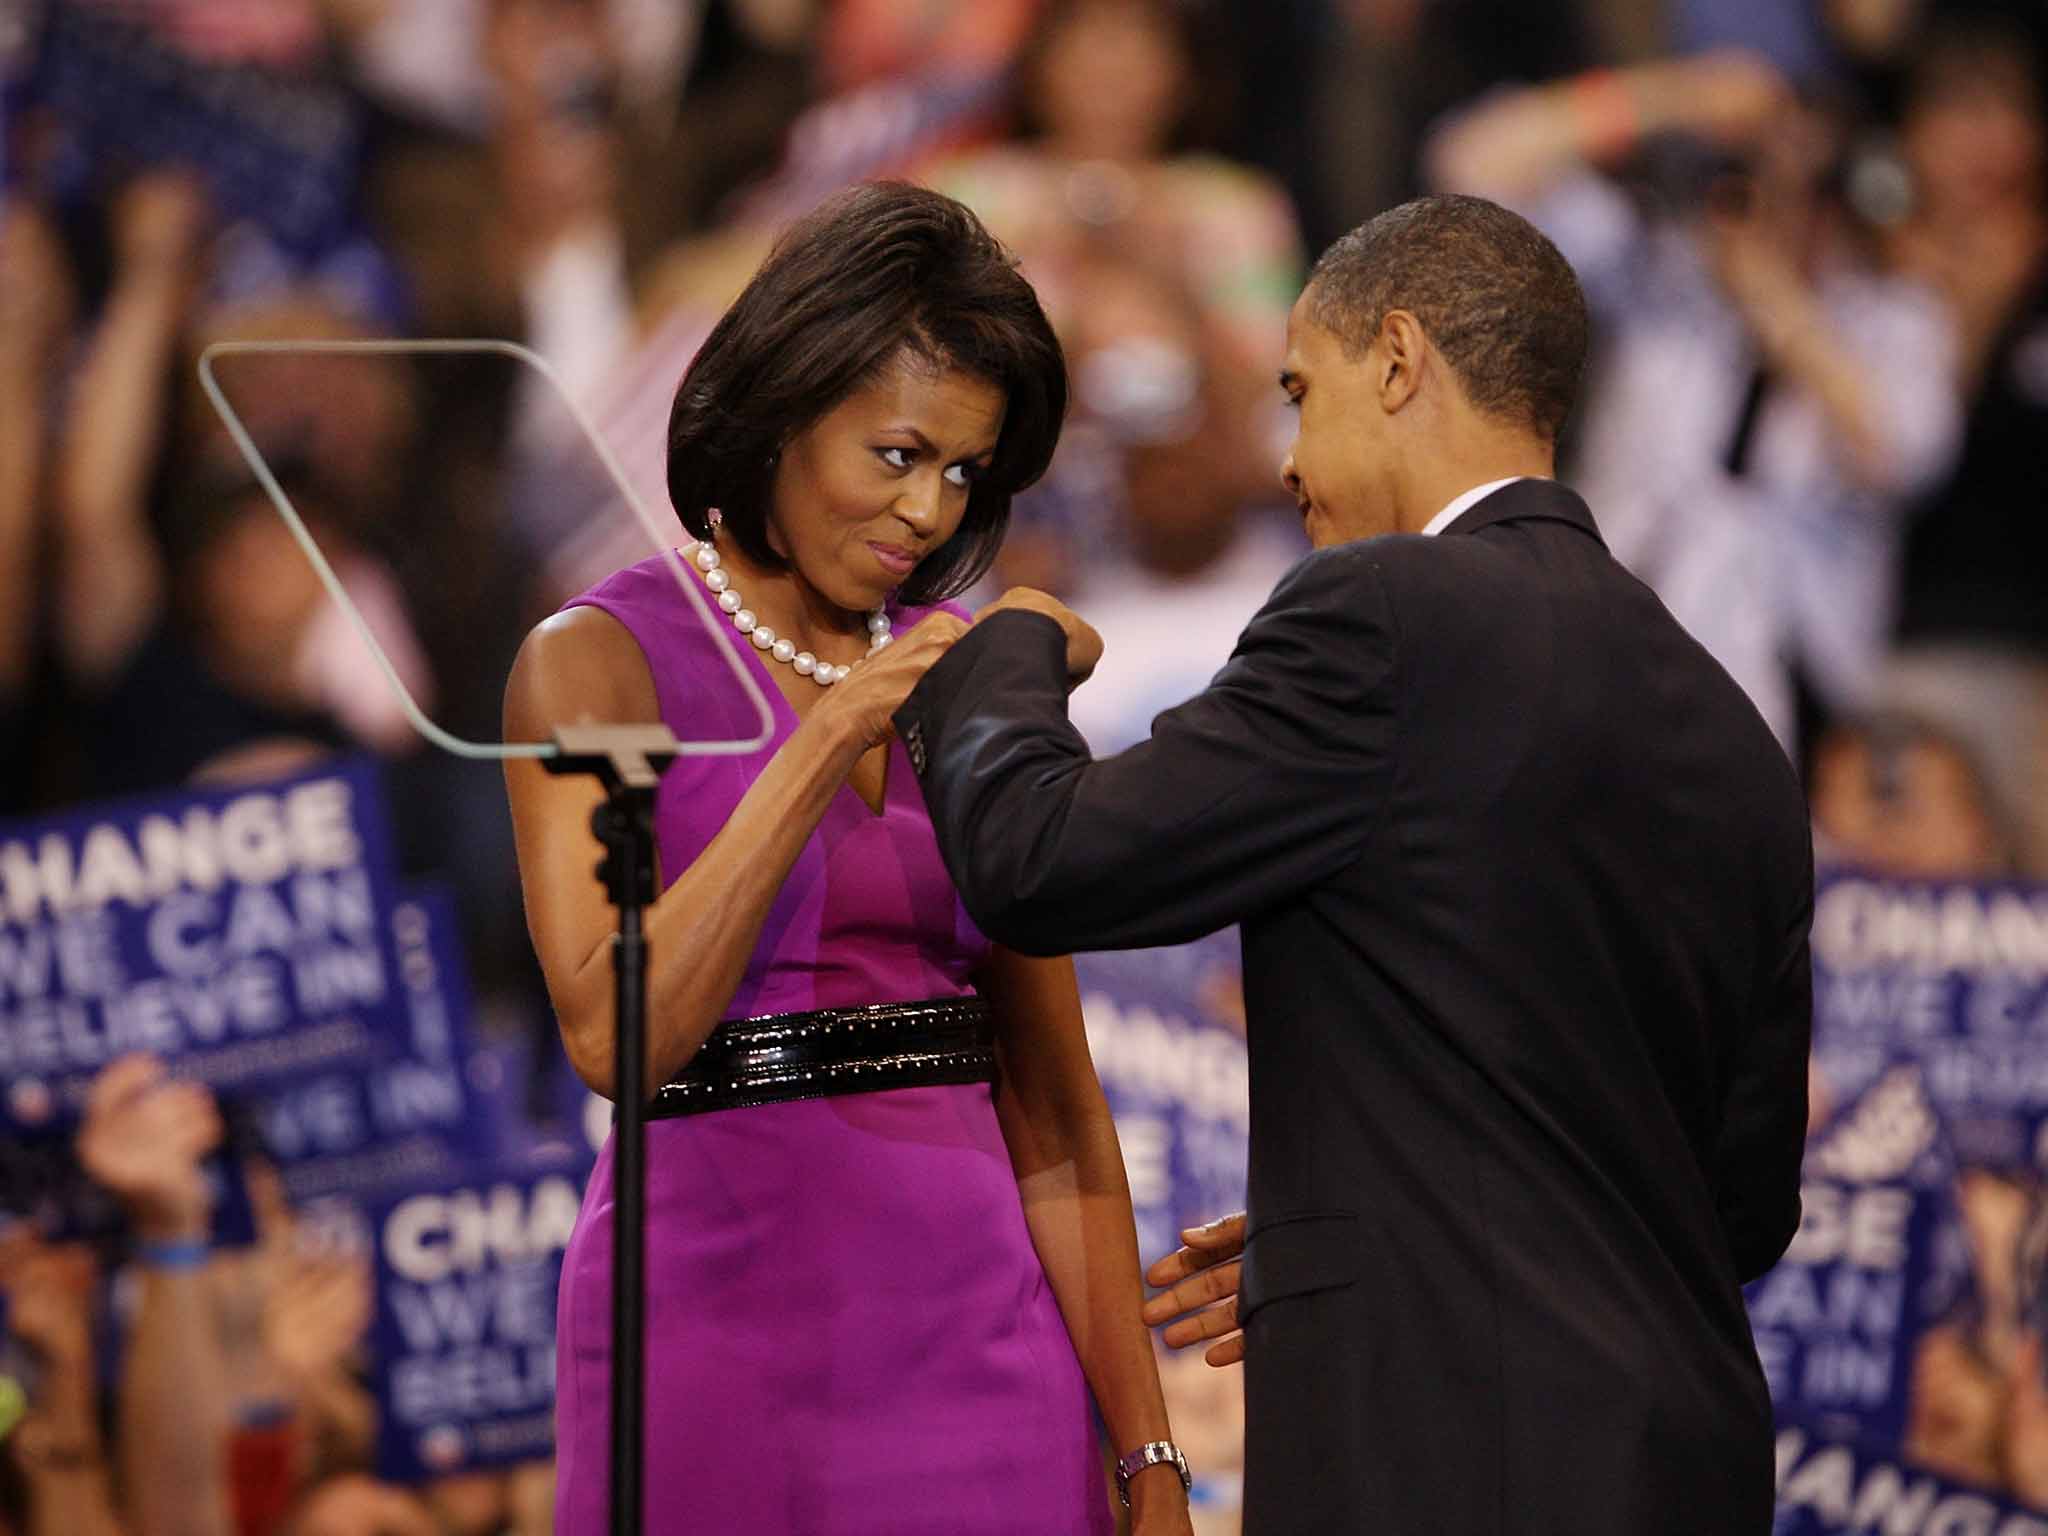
<box><xmin>894</xmin><ymin>194</ymin><xmax>1812</xmax><ymax>1533</ymax></box>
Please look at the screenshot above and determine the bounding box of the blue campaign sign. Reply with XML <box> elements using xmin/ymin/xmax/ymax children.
<box><xmin>1774</xmin><ymin>1421</ymin><xmax>2048</xmax><ymax>1534</ymax></box>
<box><xmin>0</xmin><ymin>761</ymin><xmax>410</xmax><ymax>1133</ymax></box>
<box><xmin>249</xmin><ymin>885</ymin><xmax>507</xmax><ymax>1207</ymax></box>
<box><xmin>1811</xmin><ymin>873</ymin><xmax>2048</xmax><ymax>1169</ymax></box>
<box><xmin>1074</xmin><ymin>931</ymin><xmax>1249</xmax><ymax>1271</ymax></box>
<box><xmin>462</xmin><ymin>1013</ymin><xmax>610</xmax><ymax>1166</ymax></box>
<box><xmin>1747</xmin><ymin>1066</ymin><xmax>1963</xmax><ymax>1449</ymax></box>
<box><xmin>366</xmin><ymin>1144</ymin><xmax>592</xmax><ymax>1483</ymax></box>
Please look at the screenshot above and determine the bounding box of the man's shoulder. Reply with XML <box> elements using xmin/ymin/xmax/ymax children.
<box><xmin>1245</xmin><ymin>531</ymin><xmax>1527</xmax><ymax>646</ymax></box>
<box><xmin>1270</xmin><ymin>524</ymin><xmax>1543</xmax><ymax>605</ymax></box>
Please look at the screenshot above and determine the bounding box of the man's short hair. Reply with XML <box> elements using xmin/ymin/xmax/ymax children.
<box><xmin>1307</xmin><ymin>195</ymin><xmax>1589</xmax><ymax>443</ymax></box>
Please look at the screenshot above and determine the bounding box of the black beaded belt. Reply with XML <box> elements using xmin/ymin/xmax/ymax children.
<box><xmin>647</xmin><ymin>996</ymin><xmax>996</xmax><ymax>1119</ymax></box>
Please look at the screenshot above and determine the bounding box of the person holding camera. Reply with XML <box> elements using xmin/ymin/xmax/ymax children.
<box><xmin>1427</xmin><ymin>49</ymin><xmax>1961</xmax><ymax>768</ymax></box>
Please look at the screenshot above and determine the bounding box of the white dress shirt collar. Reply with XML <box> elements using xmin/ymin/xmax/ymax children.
<box><xmin>1420</xmin><ymin>477</ymin><xmax>1528</xmax><ymax>538</ymax></box>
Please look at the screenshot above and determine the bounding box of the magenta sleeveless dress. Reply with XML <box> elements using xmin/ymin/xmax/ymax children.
<box><xmin>551</xmin><ymin>556</ymin><xmax>1111</xmax><ymax>1535</ymax></box>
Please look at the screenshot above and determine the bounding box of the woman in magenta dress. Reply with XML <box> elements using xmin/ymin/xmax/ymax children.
<box><xmin>504</xmin><ymin>183</ymin><xmax>1191</xmax><ymax>1534</ymax></box>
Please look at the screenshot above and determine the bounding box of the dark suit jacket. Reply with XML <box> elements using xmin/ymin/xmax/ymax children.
<box><xmin>896</xmin><ymin>480</ymin><xmax>1813</xmax><ymax>1535</ymax></box>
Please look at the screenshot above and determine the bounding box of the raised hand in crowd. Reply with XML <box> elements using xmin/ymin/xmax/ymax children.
<box><xmin>1430</xmin><ymin>47</ymin><xmax>1914</xmax><ymax>496</ymax></box>
<box><xmin>1142</xmin><ymin>1213</ymin><xmax>1247</xmax><ymax>1367</ymax></box>
<box><xmin>78</xmin><ymin>1056</ymin><xmax>221</xmax><ymax>1243</ymax></box>
<box><xmin>0</xmin><ymin>1231</ymin><xmax>126</xmax><ymax>1536</ymax></box>
<box><xmin>485</xmin><ymin>0</ymin><xmax>621</xmax><ymax>261</ymax></box>
<box><xmin>0</xmin><ymin>202</ymin><xmax>75</xmax><ymax>710</ymax></box>
<box><xmin>1904</xmin><ymin>1322</ymin><xmax>2005</xmax><ymax>1488</ymax></box>
<box><xmin>484</xmin><ymin>0</ymin><xmax>633</xmax><ymax>419</ymax></box>
<box><xmin>974</xmin><ymin>589</ymin><xmax>1103</xmax><ymax>688</ymax></box>
<box><xmin>502</xmin><ymin>1461</ymin><xmax>556</xmax><ymax>1536</ymax></box>
<box><xmin>281</xmin><ymin>1473</ymin><xmax>438</xmax><ymax>1536</ymax></box>
<box><xmin>55</xmin><ymin>171</ymin><xmax>210</xmax><ymax>687</ymax></box>
<box><xmin>420</xmin><ymin>1464</ymin><xmax>556</xmax><ymax>1536</ymax></box>
<box><xmin>1425</xmin><ymin>48</ymin><xmax>1791</xmax><ymax>202</ymax></box>
<box><xmin>1705</xmin><ymin>217</ymin><xmax>1891</xmax><ymax>474</ymax></box>
<box><xmin>261</xmin><ymin>1232</ymin><xmax>375</xmax><ymax>1479</ymax></box>
<box><xmin>2004</xmin><ymin>1333</ymin><xmax>2048</xmax><ymax>1509</ymax></box>
<box><xmin>77</xmin><ymin>1055</ymin><xmax>234</xmax><ymax>1536</ymax></box>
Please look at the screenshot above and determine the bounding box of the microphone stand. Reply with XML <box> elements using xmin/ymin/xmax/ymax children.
<box><xmin>544</xmin><ymin>723</ymin><xmax>680</xmax><ymax>1536</ymax></box>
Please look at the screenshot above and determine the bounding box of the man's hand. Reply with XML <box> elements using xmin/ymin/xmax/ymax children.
<box><xmin>75</xmin><ymin>1055</ymin><xmax>223</xmax><ymax>1241</ymax></box>
<box><xmin>976</xmin><ymin>588</ymin><xmax>1103</xmax><ymax>687</ymax></box>
<box><xmin>1142</xmin><ymin>1212</ymin><xmax>1247</xmax><ymax>1367</ymax></box>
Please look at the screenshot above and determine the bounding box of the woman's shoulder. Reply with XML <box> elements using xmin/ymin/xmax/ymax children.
<box><xmin>507</xmin><ymin>552</ymin><xmax>723</xmax><ymax>731</ymax></box>
<box><xmin>562</xmin><ymin>553</ymin><xmax>731</xmax><ymax>662</ymax></box>
<box><xmin>567</xmin><ymin>551</ymin><xmax>695</xmax><ymax>615</ymax></box>
<box><xmin>505</xmin><ymin>602</ymin><xmax>658</xmax><ymax>742</ymax></box>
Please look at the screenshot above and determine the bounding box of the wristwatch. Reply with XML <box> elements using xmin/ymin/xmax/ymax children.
<box><xmin>1115</xmin><ymin>1440</ymin><xmax>1191</xmax><ymax>1507</ymax></box>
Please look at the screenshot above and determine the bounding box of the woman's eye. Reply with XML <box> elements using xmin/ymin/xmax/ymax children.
<box><xmin>878</xmin><ymin>446</ymin><xmax>912</xmax><ymax>470</ymax></box>
<box><xmin>944</xmin><ymin>462</ymin><xmax>976</xmax><ymax>488</ymax></box>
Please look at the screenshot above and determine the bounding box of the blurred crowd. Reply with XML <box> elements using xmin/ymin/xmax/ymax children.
<box><xmin>3</xmin><ymin>0</ymin><xmax>2048</xmax><ymax>1531</ymax></box>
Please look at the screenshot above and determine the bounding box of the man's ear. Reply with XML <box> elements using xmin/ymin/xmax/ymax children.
<box><xmin>1377</xmin><ymin>310</ymin><xmax>1428</xmax><ymax>415</ymax></box>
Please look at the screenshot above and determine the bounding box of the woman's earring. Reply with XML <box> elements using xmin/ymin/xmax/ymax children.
<box><xmin>706</xmin><ymin>506</ymin><xmax>723</xmax><ymax>539</ymax></box>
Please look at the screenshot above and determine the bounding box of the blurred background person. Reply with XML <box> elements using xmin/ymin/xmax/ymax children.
<box><xmin>1428</xmin><ymin>47</ymin><xmax>1961</xmax><ymax>771</ymax></box>
<box><xmin>928</xmin><ymin>0</ymin><xmax>1304</xmax><ymax>389</ymax></box>
<box><xmin>1881</xmin><ymin>16</ymin><xmax>2048</xmax><ymax>876</ymax></box>
<box><xmin>1005</xmin><ymin>244</ymin><xmax>1307</xmax><ymax>753</ymax></box>
<box><xmin>916</xmin><ymin>0</ymin><xmax>1311</xmax><ymax>739</ymax></box>
<box><xmin>1808</xmin><ymin>712</ymin><xmax>2017</xmax><ymax>879</ymax></box>
<box><xmin>47</xmin><ymin>172</ymin><xmax>432</xmax><ymax>797</ymax></box>
<box><xmin>75</xmin><ymin>1055</ymin><xmax>235</xmax><ymax>1536</ymax></box>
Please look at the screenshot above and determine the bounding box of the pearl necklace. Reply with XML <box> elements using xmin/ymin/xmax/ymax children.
<box><xmin>682</xmin><ymin>538</ymin><xmax>892</xmax><ymax>688</ymax></box>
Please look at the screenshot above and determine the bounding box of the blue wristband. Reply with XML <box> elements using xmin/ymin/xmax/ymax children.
<box><xmin>135</xmin><ymin>1238</ymin><xmax>209</xmax><ymax>1271</ymax></box>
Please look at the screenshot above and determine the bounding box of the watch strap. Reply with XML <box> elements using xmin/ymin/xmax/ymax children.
<box><xmin>1115</xmin><ymin>1440</ymin><xmax>1191</xmax><ymax>1506</ymax></box>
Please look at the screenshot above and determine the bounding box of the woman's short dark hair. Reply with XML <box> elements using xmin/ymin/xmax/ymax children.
<box><xmin>665</xmin><ymin>181</ymin><xmax>1067</xmax><ymax>604</ymax></box>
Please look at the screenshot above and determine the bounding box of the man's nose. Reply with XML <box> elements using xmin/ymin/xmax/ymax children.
<box><xmin>1279</xmin><ymin>450</ymin><xmax>1301</xmax><ymax>500</ymax></box>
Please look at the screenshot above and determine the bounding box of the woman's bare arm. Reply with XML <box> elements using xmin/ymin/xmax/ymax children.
<box><xmin>980</xmin><ymin>946</ymin><xmax>1189</xmax><ymax>1531</ymax></box>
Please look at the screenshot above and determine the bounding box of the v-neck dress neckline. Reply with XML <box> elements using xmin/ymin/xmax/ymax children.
<box><xmin>709</xmin><ymin>580</ymin><xmax>901</xmax><ymax>820</ymax></box>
